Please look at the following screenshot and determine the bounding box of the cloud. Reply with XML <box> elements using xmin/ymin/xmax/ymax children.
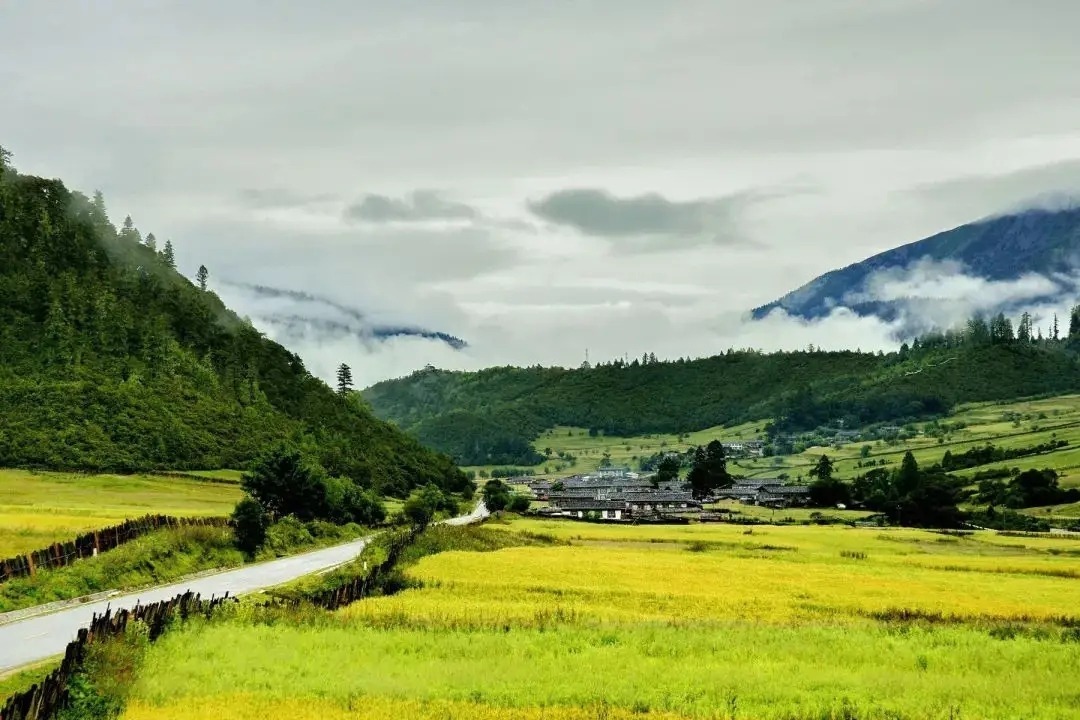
<box><xmin>906</xmin><ymin>160</ymin><xmax>1080</xmax><ymax>220</ymax></box>
<box><xmin>237</xmin><ymin>188</ymin><xmax>338</xmax><ymax>210</ymax></box>
<box><xmin>344</xmin><ymin>190</ymin><xmax>478</xmax><ymax>223</ymax></box>
<box><xmin>527</xmin><ymin>188</ymin><xmax>759</xmax><ymax>242</ymax></box>
<box><xmin>843</xmin><ymin>258</ymin><xmax>1077</xmax><ymax>334</ymax></box>
<box><xmin>221</xmin><ymin>281</ymin><xmax>468</xmax><ymax>352</ymax></box>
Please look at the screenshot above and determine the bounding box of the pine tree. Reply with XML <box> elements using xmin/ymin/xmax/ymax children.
<box><xmin>0</xmin><ymin>144</ymin><xmax>11</xmax><ymax>172</ymax></box>
<box><xmin>120</xmin><ymin>215</ymin><xmax>142</xmax><ymax>245</ymax></box>
<box><xmin>161</xmin><ymin>239</ymin><xmax>176</xmax><ymax>269</ymax></box>
<box><xmin>1053</xmin><ymin>313</ymin><xmax>1060</xmax><ymax>341</ymax></box>
<box><xmin>1017</xmin><ymin>312</ymin><xmax>1032</xmax><ymax>342</ymax></box>
<box><xmin>144</xmin><ymin>232</ymin><xmax>157</xmax><ymax>252</ymax></box>
<box><xmin>1070</xmin><ymin>305</ymin><xmax>1080</xmax><ymax>340</ymax></box>
<box><xmin>336</xmin><ymin>363</ymin><xmax>353</xmax><ymax>395</ymax></box>
<box><xmin>196</xmin><ymin>265</ymin><xmax>209</xmax><ymax>291</ymax></box>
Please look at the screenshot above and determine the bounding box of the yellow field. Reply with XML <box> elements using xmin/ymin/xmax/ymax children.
<box><xmin>123</xmin><ymin>518</ymin><xmax>1080</xmax><ymax>720</ymax></box>
<box><xmin>0</xmin><ymin>469</ymin><xmax>241</xmax><ymax>556</ymax></box>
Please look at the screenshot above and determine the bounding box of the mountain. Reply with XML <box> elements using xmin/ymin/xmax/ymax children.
<box><xmin>752</xmin><ymin>207</ymin><xmax>1080</xmax><ymax>323</ymax></box>
<box><xmin>0</xmin><ymin>148</ymin><xmax>468</xmax><ymax>497</ymax></box>
<box><xmin>365</xmin><ymin>340</ymin><xmax>1080</xmax><ymax>466</ymax></box>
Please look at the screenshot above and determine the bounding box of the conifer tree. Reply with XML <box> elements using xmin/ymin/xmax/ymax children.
<box><xmin>1053</xmin><ymin>313</ymin><xmax>1060</xmax><ymax>341</ymax></box>
<box><xmin>196</xmin><ymin>265</ymin><xmax>209</xmax><ymax>291</ymax></box>
<box><xmin>336</xmin><ymin>363</ymin><xmax>353</xmax><ymax>395</ymax></box>
<box><xmin>144</xmin><ymin>232</ymin><xmax>157</xmax><ymax>252</ymax></box>
<box><xmin>161</xmin><ymin>239</ymin><xmax>176</xmax><ymax>269</ymax></box>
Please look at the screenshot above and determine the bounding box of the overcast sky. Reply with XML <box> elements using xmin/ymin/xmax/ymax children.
<box><xmin>4</xmin><ymin>1</ymin><xmax>1080</xmax><ymax>386</ymax></box>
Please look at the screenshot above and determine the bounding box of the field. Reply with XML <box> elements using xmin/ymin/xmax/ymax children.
<box><xmin>0</xmin><ymin>469</ymin><xmax>242</xmax><ymax>557</ymax></box>
<box><xmin>478</xmin><ymin>395</ymin><xmax>1080</xmax><ymax>521</ymax></box>
<box><xmin>120</xmin><ymin>517</ymin><xmax>1080</xmax><ymax>720</ymax></box>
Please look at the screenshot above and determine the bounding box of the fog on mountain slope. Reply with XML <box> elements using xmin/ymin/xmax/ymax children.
<box><xmin>753</xmin><ymin>207</ymin><xmax>1080</xmax><ymax>333</ymax></box>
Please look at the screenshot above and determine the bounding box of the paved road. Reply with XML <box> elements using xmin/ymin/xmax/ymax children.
<box><xmin>0</xmin><ymin>503</ymin><xmax>488</xmax><ymax>673</ymax></box>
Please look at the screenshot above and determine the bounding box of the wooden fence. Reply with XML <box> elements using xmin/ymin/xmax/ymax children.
<box><xmin>266</xmin><ymin>526</ymin><xmax>421</xmax><ymax>612</ymax></box>
<box><xmin>0</xmin><ymin>515</ymin><xmax>230</xmax><ymax>584</ymax></box>
<box><xmin>0</xmin><ymin>591</ymin><xmax>235</xmax><ymax>720</ymax></box>
<box><xmin>0</xmin><ymin>524</ymin><xmax>427</xmax><ymax>720</ymax></box>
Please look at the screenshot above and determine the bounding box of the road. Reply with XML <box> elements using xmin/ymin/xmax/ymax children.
<box><xmin>0</xmin><ymin>503</ymin><xmax>487</xmax><ymax>673</ymax></box>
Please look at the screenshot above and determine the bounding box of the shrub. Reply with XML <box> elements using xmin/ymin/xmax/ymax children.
<box><xmin>231</xmin><ymin>497</ymin><xmax>270</xmax><ymax>554</ymax></box>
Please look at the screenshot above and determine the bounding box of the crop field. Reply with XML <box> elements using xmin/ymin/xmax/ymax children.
<box><xmin>121</xmin><ymin>518</ymin><xmax>1080</xmax><ymax>720</ymax></box>
<box><xmin>0</xmin><ymin>469</ymin><xmax>241</xmax><ymax>557</ymax></box>
<box><xmin>511</xmin><ymin>397</ymin><xmax>1080</xmax><ymax>518</ymax></box>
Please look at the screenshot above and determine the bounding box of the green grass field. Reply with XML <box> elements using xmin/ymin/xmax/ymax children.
<box><xmin>0</xmin><ymin>469</ymin><xmax>242</xmax><ymax>557</ymax></box>
<box><xmin>120</xmin><ymin>518</ymin><xmax>1080</xmax><ymax>720</ymax></box>
<box><xmin>476</xmin><ymin>396</ymin><xmax>1080</xmax><ymax>503</ymax></box>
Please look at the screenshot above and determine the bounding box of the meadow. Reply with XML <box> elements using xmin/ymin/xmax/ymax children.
<box><xmin>0</xmin><ymin>469</ymin><xmax>242</xmax><ymax>557</ymax></box>
<box><xmin>120</xmin><ymin>517</ymin><xmax>1080</xmax><ymax>720</ymax></box>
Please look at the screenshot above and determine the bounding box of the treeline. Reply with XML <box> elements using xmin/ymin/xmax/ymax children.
<box><xmin>0</xmin><ymin>146</ymin><xmax>466</xmax><ymax>497</ymax></box>
<box><xmin>366</xmin><ymin>339</ymin><xmax>1080</xmax><ymax>464</ymax></box>
<box><xmin>936</xmin><ymin>440</ymin><xmax>1069</xmax><ymax>473</ymax></box>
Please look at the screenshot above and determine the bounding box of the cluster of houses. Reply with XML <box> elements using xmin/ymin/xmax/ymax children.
<box><xmin>521</xmin><ymin>466</ymin><xmax>810</xmax><ymax>523</ymax></box>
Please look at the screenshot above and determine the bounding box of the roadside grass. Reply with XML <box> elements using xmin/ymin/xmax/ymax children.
<box><xmin>0</xmin><ymin>657</ymin><xmax>58</xmax><ymax>702</ymax></box>
<box><xmin>0</xmin><ymin>469</ymin><xmax>241</xmax><ymax>557</ymax></box>
<box><xmin>122</xmin><ymin>518</ymin><xmax>1080</xmax><ymax>720</ymax></box>
<box><xmin>0</xmin><ymin>519</ymin><xmax>368</xmax><ymax>614</ymax></box>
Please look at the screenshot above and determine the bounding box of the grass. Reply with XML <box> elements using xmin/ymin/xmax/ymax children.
<box><xmin>0</xmin><ymin>469</ymin><xmax>241</xmax><ymax>557</ymax></box>
<box><xmin>469</xmin><ymin>395</ymin><xmax>1080</xmax><ymax>498</ymax></box>
<box><xmin>0</xmin><ymin>519</ymin><xmax>369</xmax><ymax>614</ymax></box>
<box><xmin>121</xmin><ymin>518</ymin><xmax>1080</xmax><ymax>720</ymax></box>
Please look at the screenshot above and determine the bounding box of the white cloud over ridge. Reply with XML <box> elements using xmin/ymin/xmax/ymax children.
<box><xmin>4</xmin><ymin>1</ymin><xmax>1080</xmax><ymax>387</ymax></box>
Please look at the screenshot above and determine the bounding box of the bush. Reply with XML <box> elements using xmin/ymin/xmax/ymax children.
<box><xmin>508</xmin><ymin>494</ymin><xmax>531</xmax><ymax>513</ymax></box>
<box><xmin>232</xmin><ymin>496</ymin><xmax>270</xmax><ymax>554</ymax></box>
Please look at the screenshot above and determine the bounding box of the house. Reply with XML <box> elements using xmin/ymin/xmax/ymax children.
<box><xmin>714</xmin><ymin>480</ymin><xmax>810</xmax><ymax>508</ymax></box>
<box><xmin>546</xmin><ymin>499</ymin><xmax>628</xmax><ymax>521</ymax></box>
<box><xmin>594</xmin><ymin>465</ymin><xmax>634</xmax><ymax>479</ymax></box>
<box><xmin>721</xmin><ymin>440</ymin><xmax>766</xmax><ymax>458</ymax></box>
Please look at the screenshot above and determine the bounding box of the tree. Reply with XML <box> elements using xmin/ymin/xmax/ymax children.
<box><xmin>809</xmin><ymin>454</ymin><xmax>834</xmax><ymax>482</ymax></box>
<box><xmin>120</xmin><ymin>215</ymin><xmax>141</xmax><ymax>245</ymax></box>
<box><xmin>336</xmin><ymin>363</ymin><xmax>353</xmax><ymax>395</ymax></box>
<box><xmin>687</xmin><ymin>441</ymin><xmax>730</xmax><ymax>500</ymax></box>
<box><xmin>403</xmin><ymin>483</ymin><xmax>448</xmax><ymax>526</ymax></box>
<box><xmin>655</xmin><ymin>455</ymin><xmax>680</xmax><ymax>486</ymax></box>
<box><xmin>1070</xmin><ymin>305</ymin><xmax>1080</xmax><ymax>340</ymax></box>
<box><xmin>242</xmin><ymin>445</ymin><xmax>329</xmax><ymax>521</ymax></box>
<box><xmin>896</xmin><ymin>451</ymin><xmax>921</xmax><ymax>495</ymax></box>
<box><xmin>144</xmin><ymin>232</ymin><xmax>158</xmax><ymax>252</ymax></box>
<box><xmin>809</xmin><ymin>475</ymin><xmax>851</xmax><ymax>507</ymax></box>
<box><xmin>508</xmin><ymin>494</ymin><xmax>531</xmax><ymax>513</ymax></box>
<box><xmin>481</xmin><ymin>478</ymin><xmax>512</xmax><ymax>512</ymax></box>
<box><xmin>1017</xmin><ymin>312</ymin><xmax>1032</xmax><ymax>342</ymax></box>
<box><xmin>161</xmin><ymin>239</ymin><xmax>176</xmax><ymax>269</ymax></box>
<box><xmin>0</xmin><ymin>144</ymin><xmax>11</xmax><ymax>173</ymax></box>
<box><xmin>196</xmin><ymin>265</ymin><xmax>209</xmax><ymax>291</ymax></box>
<box><xmin>1053</xmin><ymin>313</ymin><xmax>1060</xmax><ymax>341</ymax></box>
<box><xmin>232</xmin><ymin>496</ymin><xmax>270</xmax><ymax>554</ymax></box>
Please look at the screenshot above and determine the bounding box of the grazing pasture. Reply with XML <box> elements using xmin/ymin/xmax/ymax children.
<box><xmin>121</xmin><ymin>517</ymin><xmax>1080</xmax><ymax>720</ymax></box>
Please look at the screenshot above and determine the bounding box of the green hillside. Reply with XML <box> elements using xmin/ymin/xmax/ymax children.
<box><xmin>365</xmin><ymin>338</ymin><xmax>1080</xmax><ymax>467</ymax></box>
<box><xmin>0</xmin><ymin>147</ymin><xmax>467</xmax><ymax>497</ymax></box>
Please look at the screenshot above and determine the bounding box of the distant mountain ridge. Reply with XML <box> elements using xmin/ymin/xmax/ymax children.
<box><xmin>752</xmin><ymin>207</ymin><xmax>1080</xmax><ymax>323</ymax></box>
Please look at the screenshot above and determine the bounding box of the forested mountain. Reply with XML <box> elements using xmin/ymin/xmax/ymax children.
<box><xmin>365</xmin><ymin>332</ymin><xmax>1080</xmax><ymax>465</ymax></box>
<box><xmin>753</xmin><ymin>207</ymin><xmax>1080</xmax><ymax>322</ymax></box>
<box><xmin>0</xmin><ymin>147</ymin><xmax>468</xmax><ymax>497</ymax></box>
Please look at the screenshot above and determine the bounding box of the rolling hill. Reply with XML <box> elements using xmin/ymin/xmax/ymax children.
<box><xmin>752</xmin><ymin>207</ymin><xmax>1080</xmax><ymax>323</ymax></box>
<box><xmin>364</xmin><ymin>340</ymin><xmax>1080</xmax><ymax>466</ymax></box>
<box><xmin>0</xmin><ymin>147</ymin><xmax>468</xmax><ymax>497</ymax></box>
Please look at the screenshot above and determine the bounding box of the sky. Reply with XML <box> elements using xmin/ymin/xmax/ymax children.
<box><xmin>4</xmin><ymin>1</ymin><xmax>1080</xmax><ymax>387</ymax></box>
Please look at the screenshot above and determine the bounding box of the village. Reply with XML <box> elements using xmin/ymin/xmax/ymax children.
<box><xmin>520</xmin><ymin>463</ymin><xmax>811</xmax><ymax>523</ymax></box>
